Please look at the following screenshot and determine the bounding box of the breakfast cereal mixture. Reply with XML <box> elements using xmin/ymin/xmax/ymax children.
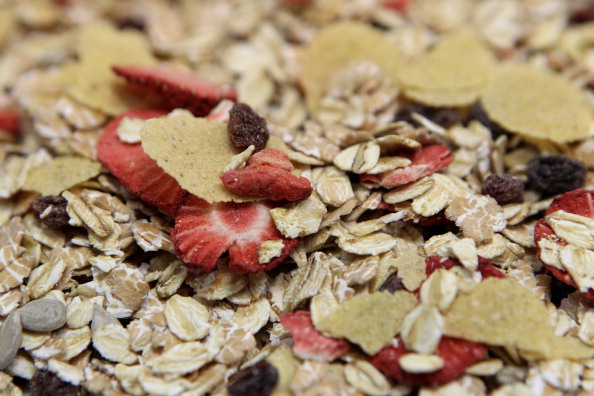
<box><xmin>2</xmin><ymin>0</ymin><xmax>594</xmax><ymax>395</ymax></box>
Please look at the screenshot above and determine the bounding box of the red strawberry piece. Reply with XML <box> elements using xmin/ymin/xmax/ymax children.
<box><xmin>0</xmin><ymin>108</ymin><xmax>21</xmax><ymax>135</ymax></box>
<box><xmin>371</xmin><ymin>336</ymin><xmax>488</xmax><ymax>387</ymax></box>
<box><xmin>221</xmin><ymin>149</ymin><xmax>313</xmax><ymax>201</ymax></box>
<box><xmin>425</xmin><ymin>256</ymin><xmax>505</xmax><ymax>280</ymax></box>
<box><xmin>112</xmin><ymin>65</ymin><xmax>237</xmax><ymax>117</ymax></box>
<box><xmin>280</xmin><ymin>311</ymin><xmax>349</xmax><ymax>362</ymax></box>
<box><xmin>97</xmin><ymin>108</ymin><xmax>188</xmax><ymax>216</ymax></box>
<box><xmin>171</xmin><ymin>194</ymin><xmax>300</xmax><ymax>273</ymax></box>
<box><xmin>382</xmin><ymin>0</ymin><xmax>410</xmax><ymax>12</ymax></box>
<box><xmin>534</xmin><ymin>189</ymin><xmax>594</xmax><ymax>299</ymax></box>
<box><xmin>361</xmin><ymin>145</ymin><xmax>452</xmax><ymax>187</ymax></box>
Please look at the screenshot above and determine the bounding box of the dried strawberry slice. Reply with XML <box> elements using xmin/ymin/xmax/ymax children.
<box><xmin>171</xmin><ymin>194</ymin><xmax>300</xmax><ymax>273</ymax></box>
<box><xmin>0</xmin><ymin>108</ymin><xmax>21</xmax><ymax>135</ymax></box>
<box><xmin>371</xmin><ymin>336</ymin><xmax>488</xmax><ymax>387</ymax></box>
<box><xmin>280</xmin><ymin>311</ymin><xmax>349</xmax><ymax>362</ymax></box>
<box><xmin>534</xmin><ymin>189</ymin><xmax>594</xmax><ymax>298</ymax></box>
<box><xmin>112</xmin><ymin>65</ymin><xmax>237</xmax><ymax>117</ymax></box>
<box><xmin>425</xmin><ymin>256</ymin><xmax>505</xmax><ymax>280</ymax></box>
<box><xmin>97</xmin><ymin>108</ymin><xmax>188</xmax><ymax>216</ymax></box>
<box><xmin>221</xmin><ymin>149</ymin><xmax>313</xmax><ymax>202</ymax></box>
<box><xmin>361</xmin><ymin>145</ymin><xmax>452</xmax><ymax>187</ymax></box>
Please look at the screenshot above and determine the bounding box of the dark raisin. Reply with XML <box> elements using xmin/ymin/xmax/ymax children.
<box><xmin>228</xmin><ymin>103</ymin><xmax>269</xmax><ymax>152</ymax></box>
<box><xmin>395</xmin><ymin>104</ymin><xmax>461</xmax><ymax>129</ymax></box>
<box><xmin>31</xmin><ymin>196</ymin><xmax>70</xmax><ymax>230</ymax></box>
<box><xmin>30</xmin><ymin>369</ymin><xmax>87</xmax><ymax>396</ymax></box>
<box><xmin>527</xmin><ymin>155</ymin><xmax>587</xmax><ymax>196</ymax></box>
<box><xmin>379</xmin><ymin>273</ymin><xmax>405</xmax><ymax>293</ymax></box>
<box><xmin>481</xmin><ymin>173</ymin><xmax>524</xmax><ymax>205</ymax></box>
<box><xmin>468</xmin><ymin>102</ymin><xmax>508</xmax><ymax>139</ymax></box>
<box><xmin>570</xmin><ymin>6</ymin><xmax>594</xmax><ymax>24</ymax></box>
<box><xmin>227</xmin><ymin>360</ymin><xmax>278</xmax><ymax>396</ymax></box>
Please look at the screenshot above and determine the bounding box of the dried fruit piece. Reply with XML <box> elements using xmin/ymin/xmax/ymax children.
<box><xmin>425</xmin><ymin>256</ymin><xmax>505</xmax><ymax>280</ymax></box>
<box><xmin>481</xmin><ymin>64</ymin><xmax>594</xmax><ymax>143</ymax></box>
<box><xmin>534</xmin><ymin>189</ymin><xmax>594</xmax><ymax>298</ymax></box>
<box><xmin>0</xmin><ymin>107</ymin><xmax>21</xmax><ymax>135</ymax></box>
<box><xmin>362</xmin><ymin>145</ymin><xmax>452</xmax><ymax>187</ymax></box>
<box><xmin>97</xmin><ymin>108</ymin><xmax>188</xmax><ymax>215</ymax></box>
<box><xmin>113</xmin><ymin>64</ymin><xmax>237</xmax><ymax>116</ymax></box>
<box><xmin>372</xmin><ymin>336</ymin><xmax>488</xmax><ymax>387</ymax></box>
<box><xmin>378</xmin><ymin>273</ymin><xmax>406</xmax><ymax>293</ymax></box>
<box><xmin>31</xmin><ymin>196</ymin><xmax>70</xmax><ymax>230</ymax></box>
<box><xmin>281</xmin><ymin>311</ymin><xmax>349</xmax><ymax>362</ymax></box>
<box><xmin>527</xmin><ymin>155</ymin><xmax>587</xmax><ymax>196</ymax></box>
<box><xmin>30</xmin><ymin>369</ymin><xmax>87</xmax><ymax>396</ymax></box>
<box><xmin>481</xmin><ymin>173</ymin><xmax>524</xmax><ymax>205</ymax></box>
<box><xmin>171</xmin><ymin>195</ymin><xmax>299</xmax><ymax>273</ymax></box>
<box><xmin>228</xmin><ymin>103</ymin><xmax>269</xmax><ymax>152</ymax></box>
<box><xmin>227</xmin><ymin>360</ymin><xmax>278</xmax><ymax>396</ymax></box>
<box><xmin>221</xmin><ymin>149</ymin><xmax>313</xmax><ymax>201</ymax></box>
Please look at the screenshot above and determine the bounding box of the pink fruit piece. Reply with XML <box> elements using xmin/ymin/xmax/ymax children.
<box><xmin>112</xmin><ymin>65</ymin><xmax>237</xmax><ymax>117</ymax></box>
<box><xmin>425</xmin><ymin>255</ymin><xmax>505</xmax><ymax>280</ymax></box>
<box><xmin>281</xmin><ymin>311</ymin><xmax>349</xmax><ymax>362</ymax></box>
<box><xmin>371</xmin><ymin>336</ymin><xmax>488</xmax><ymax>387</ymax></box>
<box><xmin>0</xmin><ymin>108</ymin><xmax>21</xmax><ymax>135</ymax></box>
<box><xmin>171</xmin><ymin>194</ymin><xmax>300</xmax><ymax>273</ymax></box>
<box><xmin>97</xmin><ymin>108</ymin><xmax>188</xmax><ymax>216</ymax></box>
<box><xmin>361</xmin><ymin>145</ymin><xmax>452</xmax><ymax>187</ymax></box>
<box><xmin>221</xmin><ymin>149</ymin><xmax>313</xmax><ymax>202</ymax></box>
<box><xmin>534</xmin><ymin>189</ymin><xmax>594</xmax><ymax>299</ymax></box>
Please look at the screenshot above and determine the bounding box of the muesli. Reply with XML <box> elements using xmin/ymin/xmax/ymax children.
<box><xmin>1</xmin><ymin>0</ymin><xmax>594</xmax><ymax>395</ymax></box>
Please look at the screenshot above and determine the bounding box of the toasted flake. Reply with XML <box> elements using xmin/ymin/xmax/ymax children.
<box><xmin>164</xmin><ymin>295</ymin><xmax>210</xmax><ymax>341</ymax></box>
<box><xmin>223</xmin><ymin>145</ymin><xmax>255</xmax><ymax>172</ymax></box>
<box><xmin>444</xmin><ymin>278</ymin><xmax>594</xmax><ymax>360</ymax></box>
<box><xmin>481</xmin><ymin>64</ymin><xmax>594</xmax><ymax>143</ymax></box>
<box><xmin>420</xmin><ymin>269</ymin><xmax>459</xmax><ymax>311</ymax></box>
<box><xmin>401</xmin><ymin>305</ymin><xmax>444</xmax><ymax>354</ymax></box>
<box><xmin>337</xmin><ymin>231</ymin><xmax>397</xmax><ymax>256</ymax></box>
<box><xmin>333</xmin><ymin>142</ymin><xmax>380</xmax><ymax>174</ymax></box>
<box><xmin>132</xmin><ymin>220</ymin><xmax>173</xmax><ymax>253</ymax></box>
<box><xmin>546</xmin><ymin>210</ymin><xmax>594</xmax><ymax>250</ymax></box>
<box><xmin>23</xmin><ymin>157</ymin><xmax>101</xmax><ymax>196</ymax></box>
<box><xmin>312</xmin><ymin>166</ymin><xmax>355</xmax><ymax>207</ymax></box>
<box><xmin>398</xmin><ymin>29</ymin><xmax>494</xmax><ymax>106</ymax></box>
<box><xmin>384</xmin><ymin>177</ymin><xmax>434</xmax><ymax>204</ymax></box>
<box><xmin>271</xmin><ymin>198</ymin><xmax>327</xmax><ymax>238</ymax></box>
<box><xmin>0</xmin><ymin>246</ymin><xmax>34</xmax><ymax>294</ymax></box>
<box><xmin>47</xmin><ymin>358</ymin><xmax>84</xmax><ymax>386</ymax></box>
<box><xmin>189</xmin><ymin>267</ymin><xmax>248</xmax><ymax>300</ymax></box>
<box><xmin>146</xmin><ymin>342</ymin><xmax>209</xmax><ymax>375</ymax></box>
<box><xmin>314</xmin><ymin>291</ymin><xmax>417</xmax><ymax>354</ymax></box>
<box><xmin>232</xmin><ymin>298</ymin><xmax>271</xmax><ymax>334</ymax></box>
<box><xmin>69</xmin><ymin>23</ymin><xmax>158</xmax><ymax>115</ymax></box>
<box><xmin>399</xmin><ymin>353</ymin><xmax>444</xmax><ymax>373</ymax></box>
<box><xmin>302</xmin><ymin>21</ymin><xmax>405</xmax><ymax>113</ymax></box>
<box><xmin>26</xmin><ymin>256</ymin><xmax>67</xmax><ymax>300</ymax></box>
<box><xmin>465</xmin><ymin>359</ymin><xmax>504</xmax><ymax>376</ymax></box>
<box><xmin>115</xmin><ymin>117</ymin><xmax>146</xmax><ymax>144</ymax></box>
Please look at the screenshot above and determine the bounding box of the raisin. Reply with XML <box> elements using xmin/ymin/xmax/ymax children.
<box><xmin>228</xmin><ymin>102</ymin><xmax>269</xmax><ymax>152</ymax></box>
<box><xmin>31</xmin><ymin>196</ymin><xmax>71</xmax><ymax>230</ymax></box>
<box><xmin>468</xmin><ymin>102</ymin><xmax>508</xmax><ymax>139</ymax></box>
<box><xmin>395</xmin><ymin>104</ymin><xmax>462</xmax><ymax>129</ymax></box>
<box><xmin>227</xmin><ymin>360</ymin><xmax>279</xmax><ymax>396</ymax></box>
<box><xmin>526</xmin><ymin>155</ymin><xmax>587</xmax><ymax>196</ymax></box>
<box><xmin>30</xmin><ymin>369</ymin><xmax>87</xmax><ymax>396</ymax></box>
<box><xmin>379</xmin><ymin>273</ymin><xmax>405</xmax><ymax>293</ymax></box>
<box><xmin>481</xmin><ymin>173</ymin><xmax>524</xmax><ymax>205</ymax></box>
<box><xmin>570</xmin><ymin>6</ymin><xmax>594</xmax><ymax>24</ymax></box>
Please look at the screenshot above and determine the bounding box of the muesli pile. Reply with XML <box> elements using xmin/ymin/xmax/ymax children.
<box><xmin>2</xmin><ymin>0</ymin><xmax>594</xmax><ymax>395</ymax></box>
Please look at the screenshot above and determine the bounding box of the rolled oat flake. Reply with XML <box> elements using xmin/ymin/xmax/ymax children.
<box><xmin>19</xmin><ymin>299</ymin><xmax>67</xmax><ymax>332</ymax></box>
<box><xmin>0</xmin><ymin>311</ymin><xmax>22</xmax><ymax>370</ymax></box>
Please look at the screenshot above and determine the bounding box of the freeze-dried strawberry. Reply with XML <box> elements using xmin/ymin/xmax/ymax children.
<box><xmin>171</xmin><ymin>194</ymin><xmax>300</xmax><ymax>273</ymax></box>
<box><xmin>221</xmin><ymin>149</ymin><xmax>313</xmax><ymax>201</ymax></box>
<box><xmin>280</xmin><ymin>311</ymin><xmax>349</xmax><ymax>362</ymax></box>
<box><xmin>0</xmin><ymin>108</ymin><xmax>21</xmax><ymax>135</ymax></box>
<box><xmin>382</xmin><ymin>0</ymin><xmax>410</xmax><ymax>13</ymax></box>
<box><xmin>228</xmin><ymin>103</ymin><xmax>269</xmax><ymax>152</ymax></box>
<box><xmin>97</xmin><ymin>108</ymin><xmax>188</xmax><ymax>216</ymax></box>
<box><xmin>425</xmin><ymin>256</ymin><xmax>505</xmax><ymax>280</ymax></box>
<box><xmin>371</xmin><ymin>336</ymin><xmax>488</xmax><ymax>387</ymax></box>
<box><xmin>112</xmin><ymin>65</ymin><xmax>237</xmax><ymax>117</ymax></box>
<box><xmin>534</xmin><ymin>189</ymin><xmax>594</xmax><ymax>299</ymax></box>
<box><xmin>361</xmin><ymin>145</ymin><xmax>452</xmax><ymax>187</ymax></box>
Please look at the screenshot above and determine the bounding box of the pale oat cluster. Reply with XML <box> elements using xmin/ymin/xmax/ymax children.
<box><xmin>2</xmin><ymin>0</ymin><xmax>594</xmax><ymax>396</ymax></box>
